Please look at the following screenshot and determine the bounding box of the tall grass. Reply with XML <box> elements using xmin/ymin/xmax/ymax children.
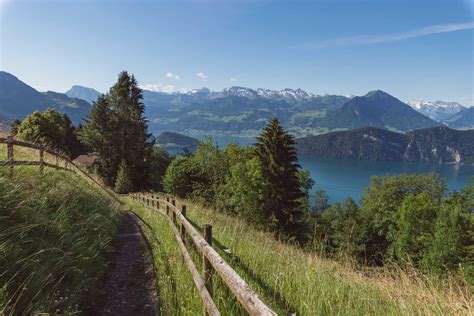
<box><xmin>127</xmin><ymin>195</ymin><xmax>473</xmax><ymax>315</ymax></box>
<box><xmin>0</xmin><ymin>145</ymin><xmax>118</xmax><ymax>314</ymax></box>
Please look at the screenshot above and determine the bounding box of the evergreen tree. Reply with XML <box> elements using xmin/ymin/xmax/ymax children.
<box><xmin>115</xmin><ymin>160</ymin><xmax>133</xmax><ymax>193</ymax></box>
<box><xmin>255</xmin><ymin>117</ymin><xmax>306</xmax><ymax>241</ymax></box>
<box><xmin>80</xmin><ymin>71</ymin><xmax>154</xmax><ymax>190</ymax></box>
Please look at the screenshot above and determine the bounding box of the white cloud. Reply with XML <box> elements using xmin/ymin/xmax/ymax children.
<box><xmin>140</xmin><ymin>83</ymin><xmax>176</xmax><ymax>93</ymax></box>
<box><xmin>166</xmin><ymin>72</ymin><xmax>181</xmax><ymax>80</ymax></box>
<box><xmin>230</xmin><ymin>77</ymin><xmax>238</xmax><ymax>82</ymax></box>
<box><xmin>298</xmin><ymin>22</ymin><xmax>474</xmax><ymax>50</ymax></box>
<box><xmin>197</xmin><ymin>72</ymin><xmax>208</xmax><ymax>82</ymax></box>
<box><xmin>140</xmin><ymin>83</ymin><xmax>190</xmax><ymax>94</ymax></box>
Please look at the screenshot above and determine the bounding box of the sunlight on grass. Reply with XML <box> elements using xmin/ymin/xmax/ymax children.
<box><xmin>127</xmin><ymin>194</ymin><xmax>473</xmax><ymax>315</ymax></box>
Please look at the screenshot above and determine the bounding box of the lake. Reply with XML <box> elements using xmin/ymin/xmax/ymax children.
<box><xmin>187</xmin><ymin>133</ymin><xmax>474</xmax><ymax>204</ymax></box>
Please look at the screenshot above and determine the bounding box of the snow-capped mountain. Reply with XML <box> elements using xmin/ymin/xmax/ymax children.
<box><xmin>407</xmin><ymin>100</ymin><xmax>466</xmax><ymax>122</ymax></box>
<box><xmin>210</xmin><ymin>86</ymin><xmax>317</xmax><ymax>101</ymax></box>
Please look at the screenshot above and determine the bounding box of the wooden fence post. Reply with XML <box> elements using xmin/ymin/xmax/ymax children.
<box><xmin>203</xmin><ymin>224</ymin><xmax>213</xmax><ymax>306</ymax></box>
<box><xmin>39</xmin><ymin>148</ymin><xmax>44</xmax><ymax>175</ymax></box>
<box><xmin>7</xmin><ymin>138</ymin><xmax>13</xmax><ymax>176</ymax></box>
<box><xmin>166</xmin><ymin>197</ymin><xmax>170</xmax><ymax>215</ymax></box>
<box><xmin>181</xmin><ymin>205</ymin><xmax>187</xmax><ymax>243</ymax></box>
<box><xmin>172</xmin><ymin>199</ymin><xmax>177</xmax><ymax>223</ymax></box>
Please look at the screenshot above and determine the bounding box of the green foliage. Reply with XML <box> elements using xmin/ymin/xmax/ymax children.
<box><xmin>359</xmin><ymin>173</ymin><xmax>446</xmax><ymax>263</ymax></box>
<box><xmin>162</xmin><ymin>157</ymin><xmax>194</xmax><ymax>197</ymax></box>
<box><xmin>392</xmin><ymin>193</ymin><xmax>437</xmax><ymax>262</ymax></box>
<box><xmin>148</xmin><ymin>147</ymin><xmax>174</xmax><ymax>192</ymax></box>
<box><xmin>17</xmin><ymin>108</ymin><xmax>84</xmax><ymax>158</ymax></box>
<box><xmin>114</xmin><ymin>160</ymin><xmax>134</xmax><ymax>193</ymax></box>
<box><xmin>80</xmin><ymin>71</ymin><xmax>154</xmax><ymax>190</ymax></box>
<box><xmin>255</xmin><ymin>117</ymin><xmax>306</xmax><ymax>241</ymax></box>
<box><xmin>320</xmin><ymin>198</ymin><xmax>364</xmax><ymax>256</ymax></box>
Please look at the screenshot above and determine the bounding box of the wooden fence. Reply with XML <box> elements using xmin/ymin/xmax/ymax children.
<box><xmin>130</xmin><ymin>192</ymin><xmax>277</xmax><ymax>316</ymax></box>
<box><xmin>1</xmin><ymin>137</ymin><xmax>277</xmax><ymax>315</ymax></box>
<box><xmin>0</xmin><ymin>136</ymin><xmax>73</xmax><ymax>174</ymax></box>
<box><xmin>0</xmin><ymin>136</ymin><xmax>121</xmax><ymax>204</ymax></box>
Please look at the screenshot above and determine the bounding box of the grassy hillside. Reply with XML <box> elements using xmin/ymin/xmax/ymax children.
<box><xmin>126</xmin><ymin>195</ymin><xmax>472</xmax><ymax>315</ymax></box>
<box><xmin>0</xmin><ymin>141</ymin><xmax>119</xmax><ymax>314</ymax></box>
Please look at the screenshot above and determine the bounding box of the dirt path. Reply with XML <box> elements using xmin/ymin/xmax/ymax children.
<box><xmin>92</xmin><ymin>212</ymin><xmax>159</xmax><ymax>315</ymax></box>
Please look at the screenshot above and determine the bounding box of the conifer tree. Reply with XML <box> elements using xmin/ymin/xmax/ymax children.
<box><xmin>80</xmin><ymin>71</ymin><xmax>154</xmax><ymax>189</ymax></box>
<box><xmin>255</xmin><ymin>117</ymin><xmax>306</xmax><ymax>241</ymax></box>
<box><xmin>115</xmin><ymin>160</ymin><xmax>133</xmax><ymax>193</ymax></box>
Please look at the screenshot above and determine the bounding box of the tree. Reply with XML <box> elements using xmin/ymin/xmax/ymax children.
<box><xmin>162</xmin><ymin>158</ymin><xmax>194</xmax><ymax>197</ymax></box>
<box><xmin>80</xmin><ymin>71</ymin><xmax>154</xmax><ymax>190</ymax></box>
<box><xmin>392</xmin><ymin>193</ymin><xmax>437</xmax><ymax>263</ymax></box>
<box><xmin>312</xmin><ymin>189</ymin><xmax>330</xmax><ymax>213</ymax></box>
<box><xmin>320</xmin><ymin>198</ymin><xmax>363</xmax><ymax>256</ymax></box>
<box><xmin>255</xmin><ymin>117</ymin><xmax>306</xmax><ymax>241</ymax></box>
<box><xmin>17</xmin><ymin>109</ymin><xmax>84</xmax><ymax>158</ymax></box>
<box><xmin>148</xmin><ymin>147</ymin><xmax>175</xmax><ymax>192</ymax></box>
<box><xmin>115</xmin><ymin>160</ymin><xmax>133</xmax><ymax>193</ymax></box>
<box><xmin>359</xmin><ymin>173</ymin><xmax>446</xmax><ymax>264</ymax></box>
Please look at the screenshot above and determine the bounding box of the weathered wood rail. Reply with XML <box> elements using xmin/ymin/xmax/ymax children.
<box><xmin>131</xmin><ymin>192</ymin><xmax>277</xmax><ymax>316</ymax></box>
<box><xmin>0</xmin><ymin>136</ymin><xmax>121</xmax><ymax>204</ymax></box>
<box><xmin>0</xmin><ymin>136</ymin><xmax>73</xmax><ymax>174</ymax></box>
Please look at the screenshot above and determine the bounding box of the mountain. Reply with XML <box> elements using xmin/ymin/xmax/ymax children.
<box><xmin>140</xmin><ymin>88</ymin><xmax>441</xmax><ymax>137</ymax></box>
<box><xmin>0</xmin><ymin>71</ymin><xmax>91</xmax><ymax>124</ymax></box>
<box><xmin>65</xmin><ymin>85</ymin><xmax>102</xmax><ymax>104</ymax></box>
<box><xmin>443</xmin><ymin>107</ymin><xmax>474</xmax><ymax>129</ymax></box>
<box><xmin>0</xmin><ymin>71</ymin><xmax>445</xmax><ymax>136</ymax></box>
<box><xmin>155</xmin><ymin>132</ymin><xmax>199</xmax><ymax>154</ymax></box>
<box><xmin>321</xmin><ymin>90</ymin><xmax>442</xmax><ymax>132</ymax></box>
<box><xmin>408</xmin><ymin>100</ymin><xmax>466</xmax><ymax>122</ymax></box>
<box><xmin>296</xmin><ymin>126</ymin><xmax>474</xmax><ymax>164</ymax></box>
<box><xmin>142</xmin><ymin>86</ymin><xmax>351</xmax><ymax>137</ymax></box>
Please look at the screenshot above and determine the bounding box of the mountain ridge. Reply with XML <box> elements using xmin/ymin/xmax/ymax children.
<box><xmin>295</xmin><ymin>126</ymin><xmax>474</xmax><ymax>164</ymax></box>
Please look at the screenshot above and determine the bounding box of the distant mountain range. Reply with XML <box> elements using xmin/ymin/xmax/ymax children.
<box><xmin>296</xmin><ymin>126</ymin><xmax>474</xmax><ymax>164</ymax></box>
<box><xmin>407</xmin><ymin>100</ymin><xmax>466</xmax><ymax>122</ymax></box>
<box><xmin>0</xmin><ymin>71</ymin><xmax>91</xmax><ymax>124</ymax></box>
<box><xmin>65</xmin><ymin>85</ymin><xmax>102</xmax><ymax>104</ymax></box>
<box><xmin>1</xmin><ymin>71</ymin><xmax>472</xmax><ymax>136</ymax></box>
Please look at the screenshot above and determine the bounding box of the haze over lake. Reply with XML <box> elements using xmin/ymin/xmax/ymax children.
<box><xmin>188</xmin><ymin>133</ymin><xmax>474</xmax><ymax>203</ymax></box>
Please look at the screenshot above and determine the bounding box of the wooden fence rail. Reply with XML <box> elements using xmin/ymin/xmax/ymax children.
<box><xmin>131</xmin><ymin>192</ymin><xmax>277</xmax><ymax>316</ymax></box>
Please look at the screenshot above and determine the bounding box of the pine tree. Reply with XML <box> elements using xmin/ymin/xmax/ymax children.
<box><xmin>80</xmin><ymin>71</ymin><xmax>154</xmax><ymax>190</ymax></box>
<box><xmin>115</xmin><ymin>160</ymin><xmax>133</xmax><ymax>193</ymax></box>
<box><xmin>255</xmin><ymin>117</ymin><xmax>306</xmax><ymax>241</ymax></box>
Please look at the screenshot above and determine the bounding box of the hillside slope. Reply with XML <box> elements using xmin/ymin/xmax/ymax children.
<box><xmin>296</xmin><ymin>126</ymin><xmax>474</xmax><ymax>164</ymax></box>
<box><xmin>323</xmin><ymin>91</ymin><xmax>441</xmax><ymax>131</ymax></box>
<box><xmin>444</xmin><ymin>107</ymin><xmax>474</xmax><ymax>129</ymax></box>
<box><xmin>127</xmin><ymin>195</ymin><xmax>472</xmax><ymax>315</ymax></box>
<box><xmin>0</xmin><ymin>71</ymin><xmax>91</xmax><ymax>124</ymax></box>
<box><xmin>0</xmin><ymin>141</ymin><xmax>119</xmax><ymax>314</ymax></box>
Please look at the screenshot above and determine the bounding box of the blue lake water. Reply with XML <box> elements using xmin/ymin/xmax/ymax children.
<box><xmin>186</xmin><ymin>133</ymin><xmax>474</xmax><ymax>204</ymax></box>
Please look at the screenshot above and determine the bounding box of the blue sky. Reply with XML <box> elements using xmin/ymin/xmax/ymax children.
<box><xmin>1</xmin><ymin>0</ymin><xmax>473</xmax><ymax>105</ymax></box>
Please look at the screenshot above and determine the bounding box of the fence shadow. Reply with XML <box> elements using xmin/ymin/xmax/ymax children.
<box><xmin>185</xmin><ymin>217</ymin><xmax>299</xmax><ymax>314</ymax></box>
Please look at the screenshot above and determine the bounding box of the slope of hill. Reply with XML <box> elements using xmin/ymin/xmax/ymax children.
<box><xmin>296</xmin><ymin>126</ymin><xmax>474</xmax><ymax>164</ymax></box>
<box><xmin>127</xmin><ymin>194</ymin><xmax>470</xmax><ymax>315</ymax></box>
<box><xmin>0</xmin><ymin>139</ymin><xmax>119</xmax><ymax>313</ymax></box>
<box><xmin>65</xmin><ymin>85</ymin><xmax>102</xmax><ymax>104</ymax></box>
<box><xmin>443</xmin><ymin>107</ymin><xmax>474</xmax><ymax>129</ymax></box>
<box><xmin>408</xmin><ymin>100</ymin><xmax>465</xmax><ymax>122</ymax></box>
<box><xmin>0</xmin><ymin>71</ymin><xmax>91</xmax><ymax>124</ymax></box>
<box><xmin>155</xmin><ymin>131</ymin><xmax>199</xmax><ymax>154</ymax></box>
<box><xmin>322</xmin><ymin>91</ymin><xmax>442</xmax><ymax>132</ymax></box>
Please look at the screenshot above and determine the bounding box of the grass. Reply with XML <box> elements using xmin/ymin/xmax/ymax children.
<box><xmin>0</xmin><ymin>142</ymin><xmax>119</xmax><ymax>314</ymax></box>
<box><xmin>126</xmin><ymin>195</ymin><xmax>473</xmax><ymax>316</ymax></box>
